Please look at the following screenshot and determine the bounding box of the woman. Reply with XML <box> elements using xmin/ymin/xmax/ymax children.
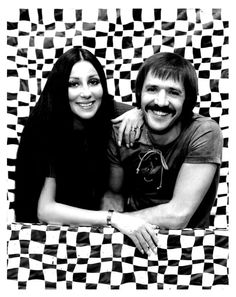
<box><xmin>14</xmin><ymin>47</ymin><xmax>142</xmax><ymax>225</ymax></box>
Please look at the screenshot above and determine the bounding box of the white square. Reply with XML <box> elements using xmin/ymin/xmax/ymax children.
<box><xmin>200</xmin><ymin>47</ymin><xmax>214</xmax><ymax>58</ymax></box>
<box><xmin>176</xmin><ymin>274</ymin><xmax>192</xmax><ymax>286</ymax></box>
<box><xmin>96</xmin><ymin>20</ymin><xmax>109</xmax><ymax>33</ymax></box>
<box><xmin>111</xmin><ymin>231</ymin><xmax>124</xmax><ymax>244</ymax></box>
<box><xmin>57</xmin><ymin>244</ymin><xmax>67</xmax><ymax>259</ymax></box>
<box><xmin>180</xmin><ymin>234</ymin><xmax>195</xmax><ymax>248</ymax></box>
<box><xmin>134</xmin><ymin>270</ymin><xmax>148</xmax><ymax>284</ymax></box>
<box><xmin>86</xmin><ymin>272</ymin><xmax>100</xmax><ymax>284</ymax></box>
<box><xmin>63</xmin><ymin>9</ymin><xmax>76</xmax><ymax>23</ymax></box>
<box><xmin>210</xmin><ymin>107</ymin><xmax>223</xmax><ymax>118</ymax></box>
<box><xmin>213</xmin><ymin>216</ymin><xmax>228</xmax><ymax>229</ymax></box>
<box><xmin>26</xmin><ymin>280</ymin><xmax>45</xmax><ymax>290</ymax></box>
<box><xmin>119</xmin><ymin>79</ymin><xmax>132</xmax><ymax>97</ymax></box>
<box><xmin>175</xmin><ymin>20</ymin><xmax>189</xmax><ymax>32</ymax></box>
<box><xmin>42</xmin><ymin>254</ymin><xmax>57</xmax><ymax>265</ymax></box>
<box><xmin>191</xmin><ymin>35</ymin><xmax>202</xmax><ymax>48</ymax></box>
<box><xmin>161</xmin><ymin>9</ymin><xmax>177</xmax><ymax>22</ymax></box>
<box><xmin>89</xmin><ymin>232</ymin><xmax>103</xmax><ymax>246</ymax></box>
<box><xmin>43</xmin><ymin>268</ymin><xmax>57</xmax><ymax>283</ymax></box>
<box><xmin>28</xmin><ymin>240</ymin><xmax>44</xmax><ymax>254</ymax></box>
<box><xmin>29</xmin><ymin>257</ymin><xmax>43</xmax><ymax>270</ymax></box>
<box><xmin>214</xmin><ymin>263</ymin><xmax>228</xmax><ymax>275</ymax></box>
<box><xmin>17</xmin><ymin>36</ymin><xmax>30</xmax><ymax>50</ymax></box>
<box><xmin>18</xmin><ymin>106</ymin><xmax>31</xmax><ymax>118</ymax></box>
<box><xmin>8</xmin><ymin>240</ymin><xmax>21</xmax><ymax>255</ymax></box>
<box><xmin>120</xmin><ymin>9</ymin><xmax>133</xmax><ymax>24</ymax></box>
<box><xmin>121</xmin><ymin>244</ymin><xmax>135</xmax><ymax>257</ymax></box>
<box><xmin>73</xmin><ymin>263</ymin><xmax>87</xmax><ymax>273</ymax></box>
<box><xmin>66</xmin><ymin>230</ymin><xmax>77</xmax><ymax>247</ymax></box>
<box><xmin>167</xmin><ymin>247</ymin><xmax>182</xmax><ymax>260</ymax></box>
<box><xmin>121</xmin><ymin>261</ymin><xmax>134</xmax><ymax>273</ymax></box>
<box><xmin>110</xmin><ymin>271</ymin><xmax>122</xmax><ymax>286</ymax></box>
<box><xmin>133</xmin><ymin>256</ymin><xmax>148</xmax><ymax>267</ymax></box>
<box><xmin>100</xmin><ymin>244</ymin><xmax>113</xmax><ymax>258</ymax></box>
<box><xmin>41</xmin><ymin>9</ymin><xmax>55</xmax><ymax>25</ymax></box>
<box><xmin>142</xmin><ymin>46</ymin><xmax>156</xmax><ymax>60</ymax></box>
<box><xmin>76</xmin><ymin>245</ymin><xmax>91</xmax><ymax>258</ymax></box>
<box><xmin>95</xmin><ymin>36</ymin><xmax>108</xmax><ymax>49</ymax></box>
<box><xmin>202</xmin><ymin>272</ymin><xmax>215</xmax><ymax>287</ymax></box>
<box><xmin>100</xmin><ymin>260</ymin><xmax>112</xmax><ymax>273</ymax></box>
<box><xmin>191</xmin><ymin>261</ymin><xmax>204</xmax><ymax>274</ymax></box>
<box><xmin>165</xmin><ymin>264</ymin><xmax>178</xmax><ymax>275</ymax></box>
<box><xmin>53</xmin><ymin>36</ymin><xmax>67</xmax><ymax>49</ymax></box>
<box><xmin>45</xmin><ymin>230</ymin><xmax>60</xmax><ymax>244</ymax></box>
<box><xmin>6</xmin><ymin>77</ymin><xmax>20</xmax><ymax>93</ymax></box>
<box><xmin>192</xmin><ymin>246</ymin><xmax>205</xmax><ymax>260</ymax></box>
<box><xmin>213</xmin><ymin>246</ymin><xmax>229</xmax><ymax>260</ymax></box>
<box><xmin>7</xmin><ymin>256</ymin><xmax>20</xmax><ymax>269</ymax></box>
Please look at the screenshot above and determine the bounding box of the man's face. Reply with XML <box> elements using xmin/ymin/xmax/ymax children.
<box><xmin>141</xmin><ymin>71</ymin><xmax>185</xmax><ymax>139</ymax></box>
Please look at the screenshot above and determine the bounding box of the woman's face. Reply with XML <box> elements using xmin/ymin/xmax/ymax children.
<box><xmin>68</xmin><ymin>60</ymin><xmax>103</xmax><ymax>120</ymax></box>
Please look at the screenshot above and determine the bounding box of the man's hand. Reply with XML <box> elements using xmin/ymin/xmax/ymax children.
<box><xmin>111</xmin><ymin>212</ymin><xmax>158</xmax><ymax>255</ymax></box>
<box><xmin>111</xmin><ymin>108</ymin><xmax>143</xmax><ymax>147</ymax></box>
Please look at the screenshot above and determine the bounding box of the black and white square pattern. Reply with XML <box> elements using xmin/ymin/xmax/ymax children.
<box><xmin>7</xmin><ymin>223</ymin><xmax>229</xmax><ymax>289</ymax></box>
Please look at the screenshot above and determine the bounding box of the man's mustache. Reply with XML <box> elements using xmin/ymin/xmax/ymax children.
<box><xmin>145</xmin><ymin>104</ymin><xmax>174</xmax><ymax>114</ymax></box>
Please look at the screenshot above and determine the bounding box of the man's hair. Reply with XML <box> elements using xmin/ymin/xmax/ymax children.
<box><xmin>135</xmin><ymin>52</ymin><xmax>198</xmax><ymax>122</ymax></box>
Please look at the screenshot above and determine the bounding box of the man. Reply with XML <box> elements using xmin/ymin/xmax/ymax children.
<box><xmin>102</xmin><ymin>52</ymin><xmax>223</xmax><ymax>254</ymax></box>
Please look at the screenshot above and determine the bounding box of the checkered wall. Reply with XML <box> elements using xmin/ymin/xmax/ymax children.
<box><xmin>6</xmin><ymin>8</ymin><xmax>229</xmax><ymax>227</ymax></box>
<box><xmin>7</xmin><ymin>223</ymin><xmax>229</xmax><ymax>289</ymax></box>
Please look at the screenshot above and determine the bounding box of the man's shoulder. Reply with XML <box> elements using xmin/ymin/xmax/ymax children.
<box><xmin>189</xmin><ymin>113</ymin><xmax>221</xmax><ymax>131</ymax></box>
<box><xmin>185</xmin><ymin>113</ymin><xmax>222</xmax><ymax>140</ymax></box>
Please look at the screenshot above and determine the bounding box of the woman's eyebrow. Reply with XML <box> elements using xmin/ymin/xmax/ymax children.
<box><xmin>69</xmin><ymin>74</ymin><xmax>99</xmax><ymax>79</ymax></box>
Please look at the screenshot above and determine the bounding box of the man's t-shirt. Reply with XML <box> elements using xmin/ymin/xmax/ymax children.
<box><xmin>107</xmin><ymin>114</ymin><xmax>223</xmax><ymax>228</ymax></box>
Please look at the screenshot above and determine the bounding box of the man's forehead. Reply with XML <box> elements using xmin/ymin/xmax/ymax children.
<box><xmin>144</xmin><ymin>71</ymin><xmax>184</xmax><ymax>89</ymax></box>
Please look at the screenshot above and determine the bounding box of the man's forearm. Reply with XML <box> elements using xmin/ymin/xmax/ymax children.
<box><xmin>128</xmin><ymin>202</ymin><xmax>190</xmax><ymax>229</ymax></box>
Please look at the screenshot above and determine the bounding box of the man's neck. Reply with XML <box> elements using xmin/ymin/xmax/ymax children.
<box><xmin>146</xmin><ymin>123</ymin><xmax>182</xmax><ymax>146</ymax></box>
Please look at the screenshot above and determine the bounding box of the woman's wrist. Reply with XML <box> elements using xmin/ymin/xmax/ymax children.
<box><xmin>106</xmin><ymin>210</ymin><xmax>121</xmax><ymax>228</ymax></box>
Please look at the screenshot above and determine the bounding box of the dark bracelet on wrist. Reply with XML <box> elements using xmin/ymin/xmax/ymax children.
<box><xmin>107</xmin><ymin>210</ymin><xmax>114</xmax><ymax>226</ymax></box>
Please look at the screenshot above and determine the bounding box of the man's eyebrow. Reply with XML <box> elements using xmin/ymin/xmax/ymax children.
<box><xmin>168</xmin><ymin>86</ymin><xmax>184</xmax><ymax>92</ymax></box>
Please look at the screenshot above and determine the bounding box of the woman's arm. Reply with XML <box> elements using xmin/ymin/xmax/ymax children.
<box><xmin>37</xmin><ymin>177</ymin><xmax>108</xmax><ymax>226</ymax></box>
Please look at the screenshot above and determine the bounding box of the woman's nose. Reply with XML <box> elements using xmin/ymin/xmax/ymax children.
<box><xmin>80</xmin><ymin>85</ymin><xmax>91</xmax><ymax>98</ymax></box>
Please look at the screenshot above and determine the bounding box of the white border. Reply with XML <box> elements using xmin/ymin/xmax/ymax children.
<box><xmin>0</xmin><ymin>1</ymin><xmax>235</xmax><ymax>297</ymax></box>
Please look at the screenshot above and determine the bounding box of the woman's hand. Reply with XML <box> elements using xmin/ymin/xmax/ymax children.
<box><xmin>111</xmin><ymin>108</ymin><xmax>143</xmax><ymax>147</ymax></box>
<box><xmin>111</xmin><ymin>212</ymin><xmax>158</xmax><ymax>255</ymax></box>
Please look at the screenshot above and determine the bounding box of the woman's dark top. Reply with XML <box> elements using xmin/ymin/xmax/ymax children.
<box><xmin>14</xmin><ymin>101</ymin><xmax>132</xmax><ymax>223</ymax></box>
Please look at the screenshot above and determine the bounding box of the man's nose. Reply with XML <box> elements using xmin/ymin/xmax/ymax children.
<box><xmin>154</xmin><ymin>89</ymin><xmax>168</xmax><ymax>106</ymax></box>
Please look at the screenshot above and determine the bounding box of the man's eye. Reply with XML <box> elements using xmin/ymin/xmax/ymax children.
<box><xmin>169</xmin><ymin>89</ymin><xmax>181</xmax><ymax>96</ymax></box>
<box><xmin>146</xmin><ymin>86</ymin><xmax>157</xmax><ymax>93</ymax></box>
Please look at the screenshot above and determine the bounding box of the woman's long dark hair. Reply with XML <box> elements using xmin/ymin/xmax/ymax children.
<box><xmin>15</xmin><ymin>47</ymin><xmax>114</xmax><ymax>222</ymax></box>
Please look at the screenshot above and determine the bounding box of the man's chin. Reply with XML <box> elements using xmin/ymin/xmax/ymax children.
<box><xmin>145</xmin><ymin>115</ymin><xmax>181</xmax><ymax>136</ymax></box>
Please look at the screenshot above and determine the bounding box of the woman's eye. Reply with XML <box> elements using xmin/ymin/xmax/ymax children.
<box><xmin>89</xmin><ymin>78</ymin><xmax>100</xmax><ymax>86</ymax></box>
<box><xmin>68</xmin><ymin>81</ymin><xmax>79</xmax><ymax>88</ymax></box>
